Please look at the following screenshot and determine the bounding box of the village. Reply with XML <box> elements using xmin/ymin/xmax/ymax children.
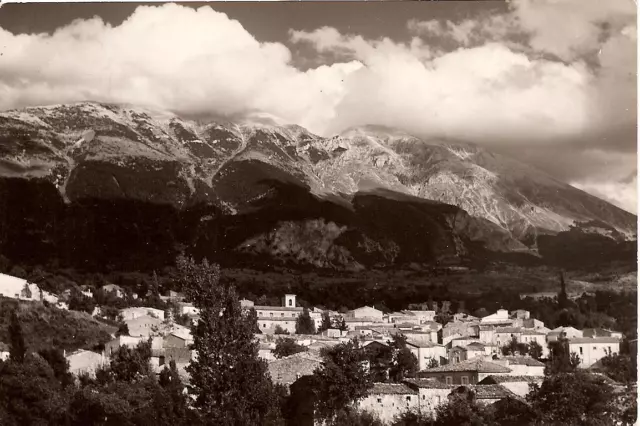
<box><xmin>0</xmin><ymin>271</ymin><xmax>630</xmax><ymax>424</ymax></box>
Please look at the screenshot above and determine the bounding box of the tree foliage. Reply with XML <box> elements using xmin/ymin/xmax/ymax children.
<box><xmin>176</xmin><ymin>255</ymin><xmax>282</xmax><ymax>425</ymax></box>
<box><xmin>295</xmin><ymin>308</ymin><xmax>316</xmax><ymax>335</ymax></box>
<box><xmin>500</xmin><ymin>336</ymin><xmax>529</xmax><ymax>357</ymax></box>
<box><xmin>313</xmin><ymin>338</ymin><xmax>372</xmax><ymax>421</ymax></box>
<box><xmin>8</xmin><ymin>311</ymin><xmax>25</xmax><ymax>363</ymax></box>
<box><xmin>527</xmin><ymin>372</ymin><xmax>619</xmax><ymax>425</ymax></box>
<box><xmin>273</xmin><ymin>337</ymin><xmax>308</xmax><ymax>359</ymax></box>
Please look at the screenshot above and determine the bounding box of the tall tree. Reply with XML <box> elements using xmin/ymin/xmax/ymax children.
<box><xmin>8</xmin><ymin>311</ymin><xmax>26</xmax><ymax>363</ymax></box>
<box><xmin>318</xmin><ymin>312</ymin><xmax>333</xmax><ymax>333</ymax></box>
<box><xmin>558</xmin><ymin>271</ymin><xmax>569</xmax><ymax>310</ymax></box>
<box><xmin>177</xmin><ymin>255</ymin><xmax>281</xmax><ymax>425</ymax></box>
<box><xmin>388</xmin><ymin>334</ymin><xmax>418</xmax><ymax>382</ymax></box>
<box><xmin>546</xmin><ymin>337</ymin><xmax>581</xmax><ymax>375</ymax></box>
<box><xmin>296</xmin><ymin>308</ymin><xmax>316</xmax><ymax>335</ymax></box>
<box><xmin>527</xmin><ymin>341</ymin><xmax>544</xmax><ymax>361</ymax></box>
<box><xmin>312</xmin><ymin>338</ymin><xmax>372</xmax><ymax>422</ymax></box>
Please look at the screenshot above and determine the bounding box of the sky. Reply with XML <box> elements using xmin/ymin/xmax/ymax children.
<box><xmin>0</xmin><ymin>1</ymin><xmax>637</xmax><ymax>213</ymax></box>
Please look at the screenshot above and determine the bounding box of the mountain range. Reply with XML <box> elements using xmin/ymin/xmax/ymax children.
<box><xmin>0</xmin><ymin>102</ymin><xmax>635</xmax><ymax>271</ymax></box>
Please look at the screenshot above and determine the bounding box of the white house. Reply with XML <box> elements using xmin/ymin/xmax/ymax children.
<box><xmin>569</xmin><ymin>337</ymin><xmax>621</xmax><ymax>368</ymax></box>
<box><xmin>66</xmin><ymin>350</ymin><xmax>107</xmax><ymax>377</ymax></box>
<box><xmin>120</xmin><ymin>307</ymin><xmax>165</xmax><ymax>321</ymax></box>
<box><xmin>178</xmin><ymin>302</ymin><xmax>200</xmax><ymax>316</ymax></box>
<box><xmin>406</xmin><ymin>339</ymin><xmax>447</xmax><ymax>370</ymax></box>
<box><xmin>0</xmin><ymin>273</ymin><xmax>58</xmax><ymax>303</ymax></box>
<box><xmin>480</xmin><ymin>309</ymin><xmax>514</xmax><ymax>326</ymax></box>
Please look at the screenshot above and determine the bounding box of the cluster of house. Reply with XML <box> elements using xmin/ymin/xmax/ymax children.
<box><xmin>0</xmin><ymin>273</ymin><xmax>629</xmax><ymax>423</ymax></box>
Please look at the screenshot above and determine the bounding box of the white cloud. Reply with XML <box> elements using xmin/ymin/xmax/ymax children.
<box><xmin>572</xmin><ymin>176</ymin><xmax>638</xmax><ymax>214</ymax></box>
<box><xmin>0</xmin><ymin>2</ymin><xmax>635</xmax><ymax>210</ymax></box>
<box><xmin>0</xmin><ymin>4</ymin><xmax>358</xmax><ymax>133</ymax></box>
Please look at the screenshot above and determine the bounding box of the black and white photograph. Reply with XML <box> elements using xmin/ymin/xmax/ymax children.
<box><xmin>0</xmin><ymin>0</ymin><xmax>637</xmax><ymax>424</ymax></box>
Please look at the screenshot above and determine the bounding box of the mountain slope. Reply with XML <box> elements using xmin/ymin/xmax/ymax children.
<box><xmin>0</xmin><ymin>102</ymin><xmax>635</xmax><ymax>270</ymax></box>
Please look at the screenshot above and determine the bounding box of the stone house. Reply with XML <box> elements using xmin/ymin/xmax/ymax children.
<box><xmin>494</xmin><ymin>327</ymin><xmax>524</xmax><ymax>348</ymax></box>
<box><xmin>417</xmin><ymin>358</ymin><xmax>512</xmax><ymax>385</ymax></box>
<box><xmin>163</xmin><ymin>332</ymin><xmax>192</xmax><ymax>349</ymax></box>
<box><xmin>101</xmin><ymin>284</ymin><xmax>125</xmax><ymax>298</ymax></box>
<box><xmin>403</xmin><ymin>378</ymin><xmax>456</xmax><ymax>417</ymax></box>
<box><xmin>357</xmin><ymin>383</ymin><xmax>419</xmax><ymax>424</ymax></box>
<box><xmin>448</xmin><ymin>343</ymin><xmax>486</xmax><ymax>364</ymax></box>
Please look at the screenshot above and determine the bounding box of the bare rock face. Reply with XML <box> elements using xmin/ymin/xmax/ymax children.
<box><xmin>0</xmin><ymin>102</ymin><xmax>635</xmax><ymax>270</ymax></box>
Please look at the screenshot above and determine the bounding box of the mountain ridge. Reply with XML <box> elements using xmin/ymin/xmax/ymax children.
<box><xmin>0</xmin><ymin>101</ymin><xmax>635</xmax><ymax>270</ymax></box>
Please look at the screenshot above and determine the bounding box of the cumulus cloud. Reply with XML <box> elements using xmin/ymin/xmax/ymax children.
<box><xmin>0</xmin><ymin>1</ymin><xmax>636</xmax><ymax>212</ymax></box>
<box><xmin>0</xmin><ymin>4</ymin><xmax>360</xmax><ymax>133</ymax></box>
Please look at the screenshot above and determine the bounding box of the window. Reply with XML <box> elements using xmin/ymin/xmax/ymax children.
<box><xmin>608</xmin><ymin>346</ymin><xmax>612</xmax><ymax>352</ymax></box>
<box><xmin>445</xmin><ymin>377</ymin><xmax>453</xmax><ymax>385</ymax></box>
<box><xmin>461</xmin><ymin>376</ymin><xmax>469</xmax><ymax>385</ymax></box>
<box><xmin>593</xmin><ymin>346</ymin><xmax>597</xmax><ymax>351</ymax></box>
<box><xmin>377</xmin><ymin>398</ymin><xmax>382</xmax><ymax>404</ymax></box>
<box><xmin>436</xmin><ymin>396</ymin><xmax>441</xmax><ymax>404</ymax></box>
<box><xmin>263</xmin><ymin>324</ymin><xmax>266</xmax><ymax>328</ymax></box>
<box><xmin>406</xmin><ymin>396</ymin><xmax>411</xmax><ymax>402</ymax></box>
<box><xmin>270</xmin><ymin>313</ymin><xmax>273</xmax><ymax>317</ymax></box>
<box><xmin>281</xmin><ymin>313</ymin><xmax>284</xmax><ymax>317</ymax></box>
<box><xmin>422</xmin><ymin>395</ymin><xmax>425</xmax><ymax>400</ymax></box>
<box><xmin>579</xmin><ymin>347</ymin><xmax>583</xmax><ymax>354</ymax></box>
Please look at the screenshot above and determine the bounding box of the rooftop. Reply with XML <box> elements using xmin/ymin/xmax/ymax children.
<box><xmin>368</xmin><ymin>383</ymin><xmax>418</xmax><ymax>395</ymax></box>
<box><xmin>504</xmin><ymin>356</ymin><xmax>545</xmax><ymax>367</ymax></box>
<box><xmin>420</xmin><ymin>359</ymin><xmax>512</xmax><ymax>374</ymax></box>
<box><xmin>267</xmin><ymin>353</ymin><xmax>322</xmax><ymax>385</ymax></box>
<box><xmin>253</xmin><ymin>305</ymin><xmax>303</xmax><ymax>312</ymax></box>
<box><xmin>404</xmin><ymin>378</ymin><xmax>457</xmax><ymax>390</ymax></box>
<box><xmin>467</xmin><ymin>384</ymin><xmax>518</xmax><ymax>400</ymax></box>
<box><xmin>478</xmin><ymin>375</ymin><xmax>544</xmax><ymax>384</ymax></box>
<box><xmin>569</xmin><ymin>337</ymin><xmax>621</xmax><ymax>344</ymax></box>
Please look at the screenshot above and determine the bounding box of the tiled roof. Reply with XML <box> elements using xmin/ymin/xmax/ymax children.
<box><xmin>569</xmin><ymin>337</ymin><xmax>621</xmax><ymax>344</ymax></box>
<box><xmin>420</xmin><ymin>359</ymin><xmax>511</xmax><ymax>374</ymax></box>
<box><xmin>404</xmin><ymin>378</ymin><xmax>457</xmax><ymax>390</ymax></box>
<box><xmin>478</xmin><ymin>375</ymin><xmax>543</xmax><ymax>384</ymax></box>
<box><xmin>368</xmin><ymin>383</ymin><xmax>418</xmax><ymax>395</ymax></box>
<box><xmin>267</xmin><ymin>353</ymin><xmax>322</xmax><ymax>385</ymax></box>
<box><xmin>504</xmin><ymin>356</ymin><xmax>545</xmax><ymax>367</ymax></box>
<box><xmin>470</xmin><ymin>384</ymin><xmax>519</xmax><ymax>400</ymax></box>
<box><xmin>466</xmin><ymin>342</ymin><xmax>486</xmax><ymax>348</ymax></box>
<box><xmin>257</xmin><ymin>316</ymin><xmax>297</xmax><ymax>321</ymax></box>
